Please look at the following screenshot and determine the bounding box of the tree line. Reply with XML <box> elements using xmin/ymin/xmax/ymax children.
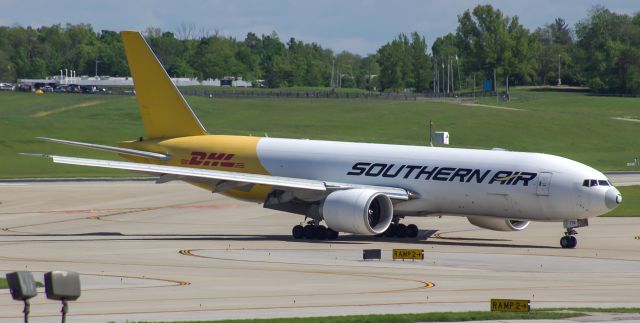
<box><xmin>0</xmin><ymin>5</ymin><xmax>638</xmax><ymax>94</ymax></box>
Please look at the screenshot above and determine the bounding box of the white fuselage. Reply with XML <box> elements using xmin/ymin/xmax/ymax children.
<box><xmin>256</xmin><ymin>138</ymin><xmax>619</xmax><ymax>221</ymax></box>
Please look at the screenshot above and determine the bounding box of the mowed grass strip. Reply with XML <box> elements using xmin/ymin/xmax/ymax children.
<box><xmin>1</xmin><ymin>88</ymin><xmax>639</xmax><ymax>179</ymax></box>
<box><xmin>129</xmin><ymin>310</ymin><xmax>581</xmax><ymax>323</ymax></box>
<box><xmin>30</xmin><ymin>99</ymin><xmax>105</xmax><ymax>117</ymax></box>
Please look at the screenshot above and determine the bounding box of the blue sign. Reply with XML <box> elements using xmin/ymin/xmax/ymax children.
<box><xmin>483</xmin><ymin>80</ymin><xmax>493</xmax><ymax>91</ymax></box>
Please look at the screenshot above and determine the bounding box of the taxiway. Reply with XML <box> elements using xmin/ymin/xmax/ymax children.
<box><xmin>0</xmin><ymin>181</ymin><xmax>639</xmax><ymax>322</ymax></box>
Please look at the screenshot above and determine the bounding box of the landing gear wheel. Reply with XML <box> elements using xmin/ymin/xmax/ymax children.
<box><xmin>384</xmin><ymin>224</ymin><xmax>397</xmax><ymax>237</ymax></box>
<box><xmin>560</xmin><ymin>235</ymin><xmax>577</xmax><ymax>249</ymax></box>
<box><xmin>303</xmin><ymin>224</ymin><xmax>316</xmax><ymax>239</ymax></box>
<box><xmin>407</xmin><ymin>224</ymin><xmax>419</xmax><ymax>238</ymax></box>
<box><xmin>327</xmin><ymin>228</ymin><xmax>339</xmax><ymax>240</ymax></box>
<box><xmin>315</xmin><ymin>225</ymin><xmax>328</xmax><ymax>240</ymax></box>
<box><xmin>292</xmin><ymin>225</ymin><xmax>304</xmax><ymax>239</ymax></box>
<box><xmin>395</xmin><ymin>224</ymin><xmax>408</xmax><ymax>238</ymax></box>
<box><xmin>560</xmin><ymin>227</ymin><xmax>578</xmax><ymax>248</ymax></box>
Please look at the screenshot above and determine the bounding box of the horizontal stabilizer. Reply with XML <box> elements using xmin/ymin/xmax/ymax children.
<box><xmin>36</xmin><ymin>137</ymin><xmax>170</xmax><ymax>160</ymax></box>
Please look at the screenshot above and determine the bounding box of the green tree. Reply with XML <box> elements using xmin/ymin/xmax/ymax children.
<box><xmin>377</xmin><ymin>33</ymin><xmax>411</xmax><ymax>91</ymax></box>
<box><xmin>575</xmin><ymin>6</ymin><xmax>640</xmax><ymax>94</ymax></box>
<box><xmin>535</xmin><ymin>18</ymin><xmax>578</xmax><ymax>85</ymax></box>
<box><xmin>409</xmin><ymin>32</ymin><xmax>431</xmax><ymax>92</ymax></box>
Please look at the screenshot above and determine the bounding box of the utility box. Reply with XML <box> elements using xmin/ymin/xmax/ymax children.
<box><xmin>434</xmin><ymin>132</ymin><xmax>449</xmax><ymax>145</ymax></box>
<box><xmin>363</xmin><ymin>249</ymin><xmax>382</xmax><ymax>260</ymax></box>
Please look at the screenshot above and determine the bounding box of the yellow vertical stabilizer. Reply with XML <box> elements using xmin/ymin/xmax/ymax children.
<box><xmin>121</xmin><ymin>31</ymin><xmax>207</xmax><ymax>139</ymax></box>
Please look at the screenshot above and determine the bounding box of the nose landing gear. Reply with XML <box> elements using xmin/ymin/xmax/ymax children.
<box><xmin>560</xmin><ymin>219</ymin><xmax>588</xmax><ymax>249</ymax></box>
<box><xmin>560</xmin><ymin>228</ymin><xmax>578</xmax><ymax>249</ymax></box>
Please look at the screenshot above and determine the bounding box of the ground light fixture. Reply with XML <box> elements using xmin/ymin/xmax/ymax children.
<box><xmin>44</xmin><ymin>271</ymin><xmax>81</xmax><ymax>323</ymax></box>
<box><xmin>6</xmin><ymin>271</ymin><xmax>37</xmax><ymax>323</ymax></box>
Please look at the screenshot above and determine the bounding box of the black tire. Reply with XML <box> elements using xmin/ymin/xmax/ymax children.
<box><xmin>384</xmin><ymin>224</ymin><xmax>397</xmax><ymax>237</ymax></box>
<box><xmin>327</xmin><ymin>228</ymin><xmax>339</xmax><ymax>240</ymax></box>
<box><xmin>303</xmin><ymin>224</ymin><xmax>316</xmax><ymax>239</ymax></box>
<box><xmin>560</xmin><ymin>236</ymin><xmax>570</xmax><ymax>248</ymax></box>
<box><xmin>316</xmin><ymin>225</ymin><xmax>328</xmax><ymax>240</ymax></box>
<box><xmin>569</xmin><ymin>236</ymin><xmax>577</xmax><ymax>248</ymax></box>
<box><xmin>395</xmin><ymin>224</ymin><xmax>408</xmax><ymax>238</ymax></box>
<box><xmin>407</xmin><ymin>224</ymin><xmax>419</xmax><ymax>238</ymax></box>
<box><xmin>292</xmin><ymin>225</ymin><xmax>304</xmax><ymax>239</ymax></box>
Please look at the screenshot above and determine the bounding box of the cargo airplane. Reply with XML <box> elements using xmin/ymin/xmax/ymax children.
<box><xmin>35</xmin><ymin>31</ymin><xmax>622</xmax><ymax>248</ymax></box>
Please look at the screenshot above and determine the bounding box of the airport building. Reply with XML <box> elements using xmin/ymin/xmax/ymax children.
<box><xmin>16</xmin><ymin>74</ymin><xmax>252</xmax><ymax>92</ymax></box>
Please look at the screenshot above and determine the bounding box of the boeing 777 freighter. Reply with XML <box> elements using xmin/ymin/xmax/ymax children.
<box><xmin>35</xmin><ymin>31</ymin><xmax>622</xmax><ymax>248</ymax></box>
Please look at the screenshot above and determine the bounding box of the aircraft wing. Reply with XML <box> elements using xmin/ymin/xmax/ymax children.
<box><xmin>44</xmin><ymin>155</ymin><xmax>412</xmax><ymax>201</ymax></box>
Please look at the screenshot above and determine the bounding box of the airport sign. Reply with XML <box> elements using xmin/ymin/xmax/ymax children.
<box><xmin>490</xmin><ymin>299</ymin><xmax>530</xmax><ymax>312</ymax></box>
<box><xmin>392</xmin><ymin>249</ymin><xmax>424</xmax><ymax>260</ymax></box>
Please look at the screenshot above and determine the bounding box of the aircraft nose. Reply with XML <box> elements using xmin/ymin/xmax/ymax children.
<box><xmin>605</xmin><ymin>187</ymin><xmax>622</xmax><ymax>209</ymax></box>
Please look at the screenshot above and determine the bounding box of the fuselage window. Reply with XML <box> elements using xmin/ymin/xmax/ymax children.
<box><xmin>582</xmin><ymin>179</ymin><xmax>590</xmax><ymax>187</ymax></box>
<box><xmin>598</xmin><ymin>180</ymin><xmax>610</xmax><ymax>186</ymax></box>
<box><xmin>590</xmin><ymin>179</ymin><xmax>599</xmax><ymax>187</ymax></box>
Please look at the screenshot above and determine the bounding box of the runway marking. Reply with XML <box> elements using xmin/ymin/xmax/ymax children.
<box><xmin>0</xmin><ymin>203</ymin><xmax>244</xmax><ymax>216</ymax></box>
<box><xmin>0</xmin><ymin>199</ymin><xmax>215</xmax><ymax>231</ymax></box>
<box><xmin>179</xmin><ymin>249</ymin><xmax>436</xmax><ymax>291</ymax></box>
<box><xmin>170</xmin><ymin>204</ymin><xmax>245</xmax><ymax>209</ymax></box>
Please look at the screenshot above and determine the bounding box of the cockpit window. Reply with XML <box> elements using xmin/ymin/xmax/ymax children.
<box><xmin>582</xmin><ymin>179</ymin><xmax>611</xmax><ymax>187</ymax></box>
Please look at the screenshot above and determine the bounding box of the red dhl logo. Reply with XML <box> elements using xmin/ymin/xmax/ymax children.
<box><xmin>181</xmin><ymin>152</ymin><xmax>245</xmax><ymax>168</ymax></box>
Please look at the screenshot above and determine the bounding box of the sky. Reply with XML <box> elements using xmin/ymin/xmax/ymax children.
<box><xmin>1</xmin><ymin>0</ymin><xmax>638</xmax><ymax>55</ymax></box>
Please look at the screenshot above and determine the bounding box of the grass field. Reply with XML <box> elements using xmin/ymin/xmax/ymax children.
<box><xmin>1</xmin><ymin>88</ymin><xmax>639</xmax><ymax>179</ymax></box>
<box><xmin>603</xmin><ymin>186</ymin><xmax>640</xmax><ymax>216</ymax></box>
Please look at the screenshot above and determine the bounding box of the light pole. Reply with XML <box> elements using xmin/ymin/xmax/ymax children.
<box><xmin>456</xmin><ymin>55</ymin><xmax>461</xmax><ymax>93</ymax></box>
<box><xmin>557</xmin><ymin>54</ymin><xmax>561</xmax><ymax>86</ymax></box>
<box><xmin>441</xmin><ymin>62</ymin><xmax>445</xmax><ymax>97</ymax></box>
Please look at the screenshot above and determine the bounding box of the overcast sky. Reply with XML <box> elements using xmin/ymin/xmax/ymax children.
<box><xmin>1</xmin><ymin>0</ymin><xmax>638</xmax><ymax>55</ymax></box>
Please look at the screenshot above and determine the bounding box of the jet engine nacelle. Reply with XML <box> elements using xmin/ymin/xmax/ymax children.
<box><xmin>321</xmin><ymin>189</ymin><xmax>393</xmax><ymax>235</ymax></box>
<box><xmin>467</xmin><ymin>216</ymin><xmax>530</xmax><ymax>231</ymax></box>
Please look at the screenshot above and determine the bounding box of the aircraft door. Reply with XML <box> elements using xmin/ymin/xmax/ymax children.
<box><xmin>536</xmin><ymin>172</ymin><xmax>552</xmax><ymax>196</ymax></box>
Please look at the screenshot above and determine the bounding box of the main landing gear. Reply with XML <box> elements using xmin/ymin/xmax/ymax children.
<box><xmin>377</xmin><ymin>219</ymin><xmax>419</xmax><ymax>239</ymax></box>
<box><xmin>292</xmin><ymin>221</ymin><xmax>339</xmax><ymax>240</ymax></box>
<box><xmin>560</xmin><ymin>219</ymin><xmax>588</xmax><ymax>249</ymax></box>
